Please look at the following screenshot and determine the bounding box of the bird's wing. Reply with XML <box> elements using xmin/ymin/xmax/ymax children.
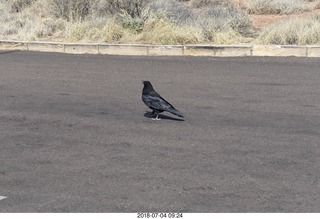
<box><xmin>142</xmin><ymin>94</ymin><xmax>173</xmax><ymax>111</ymax></box>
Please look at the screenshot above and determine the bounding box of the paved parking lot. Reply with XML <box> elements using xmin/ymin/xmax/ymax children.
<box><xmin>1</xmin><ymin>51</ymin><xmax>320</xmax><ymax>212</ymax></box>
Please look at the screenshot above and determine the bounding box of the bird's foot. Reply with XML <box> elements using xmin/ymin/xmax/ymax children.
<box><xmin>152</xmin><ymin>117</ymin><xmax>161</xmax><ymax>121</ymax></box>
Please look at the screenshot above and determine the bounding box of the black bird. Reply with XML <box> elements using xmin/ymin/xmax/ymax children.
<box><xmin>142</xmin><ymin>81</ymin><xmax>184</xmax><ymax>120</ymax></box>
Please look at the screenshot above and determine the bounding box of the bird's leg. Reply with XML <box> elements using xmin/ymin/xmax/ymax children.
<box><xmin>152</xmin><ymin>112</ymin><xmax>161</xmax><ymax>120</ymax></box>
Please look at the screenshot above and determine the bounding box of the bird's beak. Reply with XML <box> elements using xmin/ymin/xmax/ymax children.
<box><xmin>141</xmin><ymin>80</ymin><xmax>145</xmax><ymax>84</ymax></box>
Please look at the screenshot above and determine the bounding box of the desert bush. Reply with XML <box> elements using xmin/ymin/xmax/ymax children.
<box><xmin>136</xmin><ymin>16</ymin><xmax>200</xmax><ymax>44</ymax></box>
<box><xmin>37</xmin><ymin>18</ymin><xmax>66</xmax><ymax>39</ymax></box>
<box><xmin>90</xmin><ymin>0</ymin><xmax>109</xmax><ymax>17</ymax></box>
<box><xmin>190</xmin><ymin>0</ymin><xmax>230</xmax><ymax>8</ymax></box>
<box><xmin>213</xmin><ymin>31</ymin><xmax>244</xmax><ymax>44</ymax></box>
<box><xmin>44</xmin><ymin>0</ymin><xmax>91</xmax><ymax>21</ymax></box>
<box><xmin>4</xmin><ymin>0</ymin><xmax>35</xmax><ymax>12</ymax></box>
<box><xmin>64</xmin><ymin>17</ymin><xmax>124</xmax><ymax>42</ymax></box>
<box><xmin>116</xmin><ymin>0</ymin><xmax>194</xmax><ymax>35</ymax></box>
<box><xmin>0</xmin><ymin>5</ymin><xmax>65</xmax><ymax>41</ymax></box>
<box><xmin>147</xmin><ymin>0</ymin><xmax>193</xmax><ymax>25</ymax></box>
<box><xmin>197</xmin><ymin>9</ymin><xmax>230</xmax><ymax>41</ymax></box>
<box><xmin>101</xmin><ymin>18</ymin><xmax>124</xmax><ymax>42</ymax></box>
<box><xmin>65</xmin><ymin>22</ymin><xmax>87</xmax><ymax>41</ymax></box>
<box><xmin>117</xmin><ymin>9</ymin><xmax>147</xmax><ymax>34</ymax></box>
<box><xmin>103</xmin><ymin>0</ymin><xmax>149</xmax><ymax>18</ymax></box>
<box><xmin>194</xmin><ymin>4</ymin><xmax>252</xmax><ymax>41</ymax></box>
<box><xmin>258</xmin><ymin>16</ymin><xmax>320</xmax><ymax>44</ymax></box>
<box><xmin>18</xmin><ymin>17</ymin><xmax>65</xmax><ymax>40</ymax></box>
<box><xmin>0</xmin><ymin>0</ymin><xmax>254</xmax><ymax>44</ymax></box>
<box><xmin>245</xmin><ymin>0</ymin><xmax>308</xmax><ymax>14</ymax></box>
<box><xmin>227</xmin><ymin>6</ymin><xmax>253</xmax><ymax>36</ymax></box>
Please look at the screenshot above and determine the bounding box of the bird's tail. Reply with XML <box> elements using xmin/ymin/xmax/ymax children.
<box><xmin>168</xmin><ymin>108</ymin><xmax>184</xmax><ymax>118</ymax></box>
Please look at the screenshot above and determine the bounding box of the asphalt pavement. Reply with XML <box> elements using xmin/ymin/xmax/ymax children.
<box><xmin>1</xmin><ymin>50</ymin><xmax>320</xmax><ymax>212</ymax></box>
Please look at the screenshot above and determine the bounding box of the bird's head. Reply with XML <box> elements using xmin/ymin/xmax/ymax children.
<box><xmin>142</xmin><ymin>80</ymin><xmax>150</xmax><ymax>84</ymax></box>
<box><xmin>142</xmin><ymin>80</ymin><xmax>154</xmax><ymax>92</ymax></box>
<box><xmin>142</xmin><ymin>80</ymin><xmax>152</xmax><ymax>87</ymax></box>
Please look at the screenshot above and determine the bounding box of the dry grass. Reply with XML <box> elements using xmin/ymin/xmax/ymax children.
<box><xmin>0</xmin><ymin>0</ymin><xmax>319</xmax><ymax>45</ymax></box>
<box><xmin>245</xmin><ymin>0</ymin><xmax>309</xmax><ymax>15</ymax></box>
<box><xmin>134</xmin><ymin>17</ymin><xmax>201</xmax><ymax>44</ymax></box>
<box><xmin>0</xmin><ymin>0</ymin><xmax>254</xmax><ymax>44</ymax></box>
<box><xmin>190</xmin><ymin>0</ymin><xmax>229</xmax><ymax>8</ymax></box>
<box><xmin>257</xmin><ymin>15</ymin><xmax>320</xmax><ymax>44</ymax></box>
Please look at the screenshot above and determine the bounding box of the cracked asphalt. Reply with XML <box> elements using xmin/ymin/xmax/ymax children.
<box><xmin>1</xmin><ymin>50</ymin><xmax>320</xmax><ymax>212</ymax></box>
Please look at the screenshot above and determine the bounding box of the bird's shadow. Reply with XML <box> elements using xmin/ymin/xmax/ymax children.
<box><xmin>144</xmin><ymin>111</ymin><xmax>185</xmax><ymax>121</ymax></box>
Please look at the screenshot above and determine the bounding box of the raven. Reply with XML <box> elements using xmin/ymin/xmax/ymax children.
<box><xmin>142</xmin><ymin>81</ymin><xmax>184</xmax><ymax>120</ymax></box>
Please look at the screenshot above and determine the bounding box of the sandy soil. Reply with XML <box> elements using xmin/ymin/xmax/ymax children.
<box><xmin>232</xmin><ymin>0</ymin><xmax>320</xmax><ymax>29</ymax></box>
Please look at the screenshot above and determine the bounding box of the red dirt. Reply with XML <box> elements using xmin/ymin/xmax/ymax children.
<box><xmin>231</xmin><ymin>0</ymin><xmax>320</xmax><ymax>29</ymax></box>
